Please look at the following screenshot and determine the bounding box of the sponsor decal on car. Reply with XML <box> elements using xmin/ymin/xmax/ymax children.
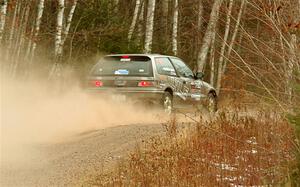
<box><xmin>114</xmin><ymin>69</ymin><xmax>129</xmax><ymax>75</ymax></box>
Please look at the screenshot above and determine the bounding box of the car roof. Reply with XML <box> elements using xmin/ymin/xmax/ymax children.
<box><xmin>106</xmin><ymin>54</ymin><xmax>178</xmax><ymax>58</ymax></box>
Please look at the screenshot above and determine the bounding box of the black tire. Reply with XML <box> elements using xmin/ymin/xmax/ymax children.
<box><xmin>207</xmin><ymin>93</ymin><xmax>217</xmax><ymax>113</ymax></box>
<box><xmin>162</xmin><ymin>92</ymin><xmax>173</xmax><ymax>115</ymax></box>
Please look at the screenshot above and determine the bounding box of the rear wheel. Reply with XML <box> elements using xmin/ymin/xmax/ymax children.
<box><xmin>162</xmin><ymin>92</ymin><xmax>173</xmax><ymax>115</ymax></box>
<box><xmin>207</xmin><ymin>93</ymin><xmax>217</xmax><ymax>113</ymax></box>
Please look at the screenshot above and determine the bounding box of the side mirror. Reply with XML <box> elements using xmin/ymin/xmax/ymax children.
<box><xmin>195</xmin><ymin>72</ymin><xmax>204</xmax><ymax>80</ymax></box>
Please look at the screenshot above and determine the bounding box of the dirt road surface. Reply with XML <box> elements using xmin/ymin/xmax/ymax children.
<box><xmin>1</xmin><ymin>123</ymin><xmax>166</xmax><ymax>186</ymax></box>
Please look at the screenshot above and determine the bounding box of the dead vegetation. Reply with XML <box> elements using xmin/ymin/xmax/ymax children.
<box><xmin>88</xmin><ymin>109</ymin><xmax>296</xmax><ymax>186</ymax></box>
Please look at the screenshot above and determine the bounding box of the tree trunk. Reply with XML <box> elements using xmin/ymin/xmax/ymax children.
<box><xmin>54</xmin><ymin>0</ymin><xmax>65</xmax><ymax>60</ymax></box>
<box><xmin>144</xmin><ymin>0</ymin><xmax>156</xmax><ymax>53</ymax></box>
<box><xmin>215</xmin><ymin>0</ymin><xmax>234</xmax><ymax>94</ymax></box>
<box><xmin>128</xmin><ymin>0</ymin><xmax>141</xmax><ymax>41</ymax></box>
<box><xmin>210</xmin><ymin>30</ymin><xmax>216</xmax><ymax>86</ymax></box>
<box><xmin>30</xmin><ymin>0</ymin><xmax>45</xmax><ymax>63</ymax></box>
<box><xmin>50</xmin><ymin>0</ymin><xmax>65</xmax><ymax>79</ymax></box>
<box><xmin>137</xmin><ymin>0</ymin><xmax>145</xmax><ymax>44</ymax></box>
<box><xmin>194</xmin><ymin>0</ymin><xmax>203</xmax><ymax>71</ymax></box>
<box><xmin>0</xmin><ymin>0</ymin><xmax>7</xmax><ymax>42</ymax></box>
<box><xmin>197</xmin><ymin>0</ymin><xmax>223</xmax><ymax>72</ymax></box>
<box><xmin>171</xmin><ymin>0</ymin><xmax>178</xmax><ymax>55</ymax></box>
<box><xmin>61</xmin><ymin>0</ymin><xmax>77</xmax><ymax>46</ymax></box>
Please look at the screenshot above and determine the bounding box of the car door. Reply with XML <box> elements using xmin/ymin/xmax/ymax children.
<box><xmin>170</xmin><ymin>58</ymin><xmax>195</xmax><ymax>105</ymax></box>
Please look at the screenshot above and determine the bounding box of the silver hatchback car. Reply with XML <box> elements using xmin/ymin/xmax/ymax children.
<box><xmin>87</xmin><ymin>54</ymin><xmax>217</xmax><ymax>113</ymax></box>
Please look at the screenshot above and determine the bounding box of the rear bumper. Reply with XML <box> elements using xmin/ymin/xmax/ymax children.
<box><xmin>85</xmin><ymin>87</ymin><xmax>164</xmax><ymax>102</ymax></box>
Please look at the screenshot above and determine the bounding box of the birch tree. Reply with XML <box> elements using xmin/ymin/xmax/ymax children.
<box><xmin>128</xmin><ymin>0</ymin><xmax>141</xmax><ymax>41</ymax></box>
<box><xmin>61</xmin><ymin>0</ymin><xmax>77</xmax><ymax>46</ymax></box>
<box><xmin>215</xmin><ymin>0</ymin><xmax>245</xmax><ymax>94</ymax></box>
<box><xmin>137</xmin><ymin>1</ymin><xmax>145</xmax><ymax>43</ymax></box>
<box><xmin>215</xmin><ymin>0</ymin><xmax>234</xmax><ymax>93</ymax></box>
<box><xmin>144</xmin><ymin>0</ymin><xmax>156</xmax><ymax>53</ymax></box>
<box><xmin>50</xmin><ymin>0</ymin><xmax>77</xmax><ymax>79</ymax></box>
<box><xmin>197</xmin><ymin>0</ymin><xmax>223</xmax><ymax>72</ymax></box>
<box><xmin>193</xmin><ymin>0</ymin><xmax>204</xmax><ymax>71</ymax></box>
<box><xmin>171</xmin><ymin>0</ymin><xmax>178</xmax><ymax>55</ymax></box>
<box><xmin>209</xmin><ymin>26</ymin><xmax>216</xmax><ymax>86</ymax></box>
<box><xmin>30</xmin><ymin>0</ymin><xmax>45</xmax><ymax>63</ymax></box>
<box><xmin>54</xmin><ymin>0</ymin><xmax>65</xmax><ymax>60</ymax></box>
<box><xmin>0</xmin><ymin>0</ymin><xmax>7</xmax><ymax>42</ymax></box>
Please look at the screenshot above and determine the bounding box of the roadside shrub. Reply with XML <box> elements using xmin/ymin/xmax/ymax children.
<box><xmin>89</xmin><ymin>109</ymin><xmax>295</xmax><ymax>186</ymax></box>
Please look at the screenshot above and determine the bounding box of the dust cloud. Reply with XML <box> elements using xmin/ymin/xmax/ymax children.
<box><xmin>0</xmin><ymin>67</ymin><xmax>163</xmax><ymax>167</ymax></box>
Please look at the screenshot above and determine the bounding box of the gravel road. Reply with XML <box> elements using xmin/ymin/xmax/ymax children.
<box><xmin>1</xmin><ymin>123</ymin><xmax>165</xmax><ymax>187</ymax></box>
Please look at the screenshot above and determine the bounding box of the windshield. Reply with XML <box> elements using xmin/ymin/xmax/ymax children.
<box><xmin>91</xmin><ymin>56</ymin><xmax>153</xmax><ymax>77</ymax></box>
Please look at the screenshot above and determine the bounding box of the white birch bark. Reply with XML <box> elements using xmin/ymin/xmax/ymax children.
<box><xmin>49</xmin><ymin>0</ymin><xmax>65</xmax><ymax>79</ymax></box>
<box><xmin>30</xmin><ymin>0</ymin><xmax>45</xmax><ymax>63</ymax></box>
<box><xmin>210</xmin><ymin>30</ymin><xmax>216</xmax><ymax>86</ymax></box>
<box><xmin>171</xmin><ymin>0</ymin><xmax>178</xmax><ymax>55</ymax></box>
<box><xmin>61</xmin><ymin>0</ymin><xmax>77</xmax><ymax>46</ymax></box>
<box><xmin>215</xmin><ymin>0</ymin><xmax>233</xmax><ymax>94</ymax></box>
<box><xmin>54</xmin><ymin>0</ymin><xmax>65</xmax><ymax>59</ymax></box>
<box><xmin>144</xmin><ymin>0</ymin><xmax>156</xmax><ymax>53</ymax></box>
<box><xmin>197</xmin><ymin>0</ymin><xmax>223</xmax><ymax>72</ymax></box>
<box><xmin>0</xmin><ymin>0</ymin><xmax>8</xmax><ymax>42</ymax></box>
<box><xmin>128</xmin><ymin>0</ymin><xmax>141</xmax><ymax>41</ymax></box>
<box><xmin>137</xmin><ymin>1</ymin><xmax>145</xmax><ymax>43</ymax></box>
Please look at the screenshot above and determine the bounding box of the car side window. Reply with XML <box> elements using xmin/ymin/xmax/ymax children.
<box><xmin>171</xmin><ymin>58</ymin><xmax>194</xmax><ymax>78</ymax></box>
<box><xmin>155</xmin><ymin>57</ymin><xmax>177</xmax><ymax>76</ymax></box>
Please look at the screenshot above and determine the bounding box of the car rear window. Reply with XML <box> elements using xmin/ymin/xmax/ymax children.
<box><xmin>91</xmin><ymin>56</ymin><xmax>153</xmax><ymax>77</ymax></box>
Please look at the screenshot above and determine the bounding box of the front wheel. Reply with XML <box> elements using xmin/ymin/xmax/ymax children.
<box><xmin>162</xmin><ymin>92</ymin><xmax>173</xmax><ymax>115</ymax></box>
<box><xmin>207</xmin><ymin>93</ymin><xmax>217</xmax><ymax>113</ymax></box>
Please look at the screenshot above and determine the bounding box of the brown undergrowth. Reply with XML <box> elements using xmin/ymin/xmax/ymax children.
<box><xmin>88</xmin><ymin>109</ymin><xmax>296</xmax><ymax>187</ymax></box>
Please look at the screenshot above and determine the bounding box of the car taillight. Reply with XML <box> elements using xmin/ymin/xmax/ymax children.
<box><xmin>93</xmin><ymin>80</ymin><xmax>103</xmax><ymax>87</ymax></box>
<box><xmin>138</xmin><ymin>81</ymin><xmax>153</xmax><ymax>87</ymax></box>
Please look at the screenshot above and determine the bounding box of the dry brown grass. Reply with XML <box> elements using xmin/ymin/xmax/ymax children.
<box><xmin>88</xmin><ymin>109</ymin><xmax>296</xmax><ymax>187</ymax></box>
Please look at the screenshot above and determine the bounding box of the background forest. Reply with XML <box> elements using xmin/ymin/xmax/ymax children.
<box><xmin>1</xmin><ymin>0</ymin><xmax>299</xmax><ymax>108</ymax></box>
